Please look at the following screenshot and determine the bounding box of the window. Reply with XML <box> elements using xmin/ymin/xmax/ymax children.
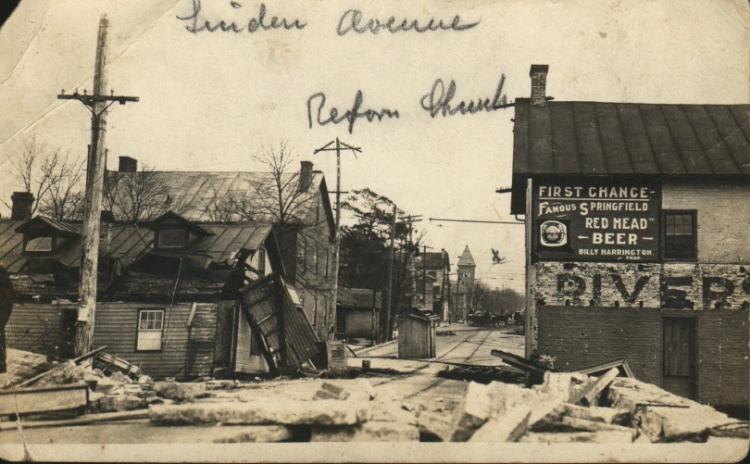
<box><xmin>156</xmin><ymin>228</ymin><xmax>187</xmax><ymax>249</ymax></box>
<box><xmin>301</xmin><ymin>237</ymin><xmax>307</xmax><ymax>270</ymax></box>
<box><xmin>663</xmin><ymin>211</ymin><xmax>697</xmax><ymax>260</ymax></box>
<box><xmin>24</xmin><ymin>236</ymin><xmax>53</xmax><ymax>253</ymax></box>
<box><xmin>137</xmin><ymin>309</ymin><xmax>164</xmax><ymax>351</ymax></box>
<box><xmin>324</xmin><ymin>250</ymin><xmax>329</xmax><ymax>278</ymax></box>
<box><xmin>313</xmin><ymin>297</ymin><xmax>318</xmax><ymax>325</ymax></box>
<box><xmin>256</xmin><ymin>248</ymin><xmax>266</xmax><ymax>275</ymax></box>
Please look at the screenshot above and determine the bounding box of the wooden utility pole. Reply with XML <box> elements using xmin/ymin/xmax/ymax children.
<box><xmin>384</xmin><ymin>205</ymin><xmax>397</xmax><ymax>341</ymax></box>
<box><xmin>313</xmin><ymin>137</ymin><xmax>361</xmax><ymax>341</ymax></box>
<box><xmin>58</xmin><ymin>15</ymin><xmax>138</xmax><ymax>356</ymax></box>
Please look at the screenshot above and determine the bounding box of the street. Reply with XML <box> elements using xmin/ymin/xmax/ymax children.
<box><xmin>0</xmin><ymin>326</ymin><xmax>523</xmax><ymax>445</ymax></box>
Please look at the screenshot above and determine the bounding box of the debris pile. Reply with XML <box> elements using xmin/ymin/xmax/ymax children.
<box><xmin>0</xmin><ymin>349</ymin><xmax>50</xmax><ymax>389</ymax></box>
<box><xmin>448</xmin><ymin>369</ymin><xmax>749</xmax><ymax>444</ymax></box>
<box><xmin>147</xmin><ymin>380</ymin><xmax>421</xmax><ymax>442</ymax></box>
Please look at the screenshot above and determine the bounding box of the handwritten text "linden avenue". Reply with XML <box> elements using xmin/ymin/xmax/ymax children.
<box><xmin>176</xmin><ymin>1</ymin><xmax>480</xmax><ymax>35</ymax></box>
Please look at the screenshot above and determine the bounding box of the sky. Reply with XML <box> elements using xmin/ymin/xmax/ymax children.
<box><xmin>0</xmin><ymin>0</ymin><xmax>747</xmax><ymax>293</ymax></box>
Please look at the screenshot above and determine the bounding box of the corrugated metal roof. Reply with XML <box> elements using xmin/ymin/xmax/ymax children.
<box><xmin>107</xmin><ymin>170</ymin><xmax>325</xmax><ymax>223</ymax></box>
<box><xmin>513</xmin><ymin>100</ymin><xmax>750</xmax><ymax>176</ymax></box>
<box><xmin>0</xmin><ymin>218</ymin><xmax>271</xmax><ymax>275</ymax></box>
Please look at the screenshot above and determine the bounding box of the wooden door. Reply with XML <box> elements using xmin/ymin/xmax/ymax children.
<box><xmin>662</xmin><ymin>317</ymin><xmax>696</xmax><ymax>399</ymax></box>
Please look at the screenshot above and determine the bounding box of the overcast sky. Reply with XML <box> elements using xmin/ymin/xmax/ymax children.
<box><xmin>0</xmin><ymin>0</ymin><xmax>747</xmax><ymax>292</ymax></box>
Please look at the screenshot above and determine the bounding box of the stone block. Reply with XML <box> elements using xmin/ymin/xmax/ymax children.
<box><xmin>149</xmin><ymin>400</ymin><xmax>370</xmax><ymax>426</ymax></box>
<box><xmin>153</xmin><ymin>381</ymin><xmax>208</xmax><ymax>402</ymax></box>
<box><xmin>469</xmin><ymin>406</ymin><xmax>531</xmax><ymax>442</ymax></box>
<box><xmin>311</xmin><ymin>422</ymin><xmax>420</xmax><ymax>442</ymax></box>
<box><xmin>520</xmin><ymin>430</ymin><xmax>635</xmax><ymax>443</ymax></box>
<box><xmin>212</xmin><ymin>425</ymin><xmax>294</xmax><ymax>443</ymax></box>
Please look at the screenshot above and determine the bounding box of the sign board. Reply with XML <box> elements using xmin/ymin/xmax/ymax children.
<box><xmin>533</xmin><ymin>179</ymin><xmax>661</xmax><ymax>262</ymax></box>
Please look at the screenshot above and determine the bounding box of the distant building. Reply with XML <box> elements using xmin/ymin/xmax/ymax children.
<box><xmin>510</xmin><ymin>64</ymin><xmax>749</xmax><ymax>408</ymax></box>
<box><xmin>336</xmin><ymin>288</ymin><xmax>381</xmax><ymax>339</ymax></box>
<box><xmin>452</xmin><ymin>245</ymin><xmax>476</xmax><ymax>322</ymax></box>
<box><xmin>413</xmin><ymin>250</ymin><xmax>451</xmax><ymax>320</ymax></box>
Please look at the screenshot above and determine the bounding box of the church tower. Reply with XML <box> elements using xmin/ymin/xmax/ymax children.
<box><xmin>454</xmin><ymin>245</ymin><xmax>476</xmax><ymax>322</ymax></box>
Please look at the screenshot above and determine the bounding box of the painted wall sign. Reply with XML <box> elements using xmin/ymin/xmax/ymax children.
<box><xmin>534</xmin><ymin>262</ymin><xmax>750</xmax><ymax>311</ymax></box>
<box><xmin>533</xmin><ymin>179</ymin><xmax>661</xmax><ymax>262</ymax></box>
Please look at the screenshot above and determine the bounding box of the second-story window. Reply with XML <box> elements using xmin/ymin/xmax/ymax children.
<box><xmin>24</xmin><ymin>236</ymin><xmax>53</xmax><ymax>253</ymax></box>
<box><xmin>663</xmin><ymin>211</ymin><xmax>697</xmax><ymax>260</ymax></box>
<box><xmin>156</xmin><ymin>228</ymin><xmax>188</xmax><ymax>249</ymax></box>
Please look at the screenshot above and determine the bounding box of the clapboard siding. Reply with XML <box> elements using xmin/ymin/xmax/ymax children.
<box><xmin>93</xmin><ymin>302</ymin><xmax>218</xmax><ymax>380</ymax></box>
<box><xmin>6</xmin><ymin>303</ymin><xmax>76</xmax><ymax>359</ymax></box>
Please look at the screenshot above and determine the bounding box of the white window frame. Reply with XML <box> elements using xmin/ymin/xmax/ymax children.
<box><xmin>137</xmin><ymin>309</ymin><xmax>165</xmax><ymax>351</ymax></box>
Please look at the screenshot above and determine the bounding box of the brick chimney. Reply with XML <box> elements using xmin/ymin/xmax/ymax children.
<box><xmin>119</xmin><ymin>156</ymin><xmax>137</xmax><ymax>172</ymax></box>
<box><xmin>530</xmin><ymin>64</ymin><xmax>549</xmax><ymax>107</ymax></box>
<box><xmin>10</xmin><ymin>192</ymin><xmax>34</xmax><ymax>221</ymax></box>
<box><xmin>299</xmin><ymin>161</ymin><xmax>313</xmax><ymax>192</ymax></box>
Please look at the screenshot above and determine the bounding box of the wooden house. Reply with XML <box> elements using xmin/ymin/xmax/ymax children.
<box><xmin>0</xmin><ymin>204</ymin><xmax>287</xmax><ymax>379</ymax></box>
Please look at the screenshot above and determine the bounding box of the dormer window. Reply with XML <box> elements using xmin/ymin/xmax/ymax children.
<box><xmin>146</xmin><ymin>211</ymin><xmax>213</xmax><ymax>252</ymax></box>
<box><xmin>24</xmin><ymin>236</ymin><xmax>53</xmax><ymax>253</ymax></box>
<box><xmin>16</xmin><ymin>216</ymin><xmax>80</xmax><ymax>255</ymax></box>
<box><xmin>156</xmin><ymin>228</ymin><xmax>188</xmax><ymax>249</ymax></box>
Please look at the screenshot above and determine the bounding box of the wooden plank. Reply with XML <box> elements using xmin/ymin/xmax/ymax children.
<box><xmin>0</xmin><ymin>383</ymin><xmax>88</xmax><ymax>416</ymax></box>
<box><xmin>569</xmin><ymin>367</ymin><xmax>619</xmax><ymax>405</ymax></box>
<box><xmin>186</xmin><ymin>302</ymin><xmax>198</xmax><ymax>327</ymax></box>
<box><xmin>0</xmin><ymin>410</ymin><xmax>147</xmax><ymax>431</ymax></box>
<box><xmin>490</xmin><ymin>349</ymin><xmax>548</xmax><ymax>376</ymax></box>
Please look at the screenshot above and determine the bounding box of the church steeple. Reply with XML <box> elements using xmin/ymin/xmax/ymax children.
<box><xmin>457</xmin><ymin>245</ymin><xmax>475</xmax><ymax>267</ymax></box>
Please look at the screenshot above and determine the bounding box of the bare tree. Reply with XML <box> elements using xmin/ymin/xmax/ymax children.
<box><xmin>104</xmin><ymin>166</ymin><xmax>183</xmax><ymax>223</ymax></box>
<box><xmin>243</xmin><ymin>142</ymin><xmax>316</xmax><ymax>226</ymax></box>
<box><xmin>5</xmin><ymin>137</ymin><xmax>85</xmax><ymax>220</ymax></box>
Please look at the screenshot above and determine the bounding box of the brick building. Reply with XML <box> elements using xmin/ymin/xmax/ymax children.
<box><xmin>510</xmin><ymin>65</ymin><xmax>749</xmax><ymax>409</ymax></box>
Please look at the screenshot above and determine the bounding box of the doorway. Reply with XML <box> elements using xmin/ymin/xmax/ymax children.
<box><xmin>662</xmin><ymin>316</ymin><xmax>697</xmax><ymax>399</ymax></box>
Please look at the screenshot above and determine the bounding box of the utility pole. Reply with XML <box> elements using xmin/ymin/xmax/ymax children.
<box><xmin>313</xmin><ymin>137</ymin><xmax>361</xmax><ymax>341</ymax></box>
<box><xmin>421</xmin><ymin>244</ymin><xmax>433</xmax><ymax>309</ymax></box>
<box><xmin>384</xmin><ymin>205</ymin><xmax>397</xmax><ymax>341</ymax></box>
<box><xmin>58</xmin><ymin>15</ymin><xmax>138</xmax><ymax>356</ymax></box>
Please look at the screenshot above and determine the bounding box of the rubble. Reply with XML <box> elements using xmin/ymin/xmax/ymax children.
<box><xmin>608</xmin><ymin>377</ymin><xmax>749</xmax><ymax>442</ymax></box>
<box><xmin>0</xmin><ymin>348</ymin><xmax>50</xmax><ymax>389</ymax></box>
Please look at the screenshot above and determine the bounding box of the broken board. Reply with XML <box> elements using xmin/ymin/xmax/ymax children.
<box><xmin>240</xmin><ymin>273</ymin><xmax>320</xmax><ymax>372</ymax></box>
<box><xmin>0</xmin><ymin>383</ymin><xmax>88</xmax><ymax>416</ymax></box>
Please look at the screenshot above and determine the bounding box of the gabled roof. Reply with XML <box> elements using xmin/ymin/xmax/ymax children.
<box><xmin>107</xmin><ymin>170</ymin><xmax>330</xmax><ymax>225</ymax></box>
<box><xmin>512</xmin><ymin>100</ymin><xmax>750</xmax><ymax>177</ymax></box>
<box><xmin>15</xmin><ymin>216</ymin><xmax>80</xmax><ymax>236</ymax></box>
<box><xmin>510</xmin><ymin>99</ymin><xmax>750</xmax><ymax>213</ymax></box>
<box><xmin>147</xmin><ymin>211</ymin><xmax>213</xmax><ymax>237</ymax></box>
<box><xmin>415</xmin><ymin>251</ymin><xmax>450</xmax><ymax>270</ymax></box>
<box><xmin>457</xmin><ymin>245</ymin><xmax>475</xmax><ymax>267</ymax></box>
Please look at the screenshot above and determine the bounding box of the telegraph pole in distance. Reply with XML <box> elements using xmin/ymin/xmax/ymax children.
<box><xmin>313</xmin><ymin>137</ymin><xmax>361</xmax><ymax>341</ymax></box>
<box><xmin>58</xmin><ymin>15</ymin><xmax>138</xmax><ymax>356</ymax></box>
<box><xmin>383</xmin><ymin>204</ymin><xmax>397</xmax><ymax>342</ymax></box>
